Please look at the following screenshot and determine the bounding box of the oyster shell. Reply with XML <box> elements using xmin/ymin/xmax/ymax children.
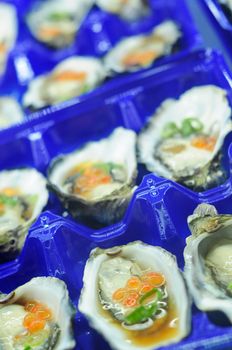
<box><xmin>0</xmin><ymin>3</ymin><xmax>17</xmax><ymax>76</ymax></box>
<box><xmin>96</xmin><ymin>0</ymin><xmax>149</xmax><ymax>20</ymax></box>
<box><xmin>219</xmin><ymin>0</ymin><xmax>232</xmax><ymax>13</ymax></box>
<box><xmin>79</xmin><ymin>241</ymin><xmax>190</xmax><ymax>350</ymax></box>
<box><xmin>48</xmin><ymin>127</ymin><xmax>137</xmax><ymax>226</ymax></box>
<box><xmin>138</xmin><ymin>85</ymin><xmax>232</xmax><ymax>191</ymax></box>
<box><xmin>0</xmin><ymin>97</ymin><xmax>24</xmax><ymax>130</ymax></box>
<box><xmin>0</xmin><ymin>277</ymin><xmax>75</xmax><ymax>349</ymax></box>
<box><xmin>184</xmin><ymin>204</ymin><xmax>232</xmax><ymax>320</ymax></box>
<box><xmin>0</xmin><ymin>168</ymin><xmax>48</xmax><ymax>256</ymax></box>
<box><xmin>104</xmin><ymin>20</ymin><xmax>181</xmax><ymax>73</ymax></box>
<box><xmin>23</xmin><ymin>56</ymin><xmax>106</xmax><ymax>110</ymax></box>
<box><xmin>26</xmin><ymin>0</ymin><xmax>93</xmax><ymax>48</ymax></box>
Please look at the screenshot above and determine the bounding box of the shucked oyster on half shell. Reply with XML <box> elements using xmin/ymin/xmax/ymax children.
<box><xmin>184</xmin><ymin>204</ymin><xmax>232</xmax><ymax>320</ymax></box>
<box><xmin>104</xmin><ymin>20</ymin><xmax>181</xmax><ymax>74</ymax></box>
<box><xmin>0</xmin><ymin>277</ymin><xmax>75</xmax><ymax>349</ymax></box>
<box><xmin>0</xmin><ymin>97</ymin><xmax>24</xmax><ymax>130</ymax></box>
<box><xmin>48</xmin><ymin>127</ymin><xmax>137</xmax><ymax>226</ymax></box>
<box><xmin>79</xmin><ymin>241</ymin><xmax>191</xmax><ymax>350</ymax></box>
<box><xmin>96</xmin><ymin>0</ymin><xmax>149</xmax><ymax>20</ymax></box>
<box><xmin>138</xmin><ymin>85</ymin><xmax>232</xmax><ymax>191</ymax></box>
<box><xmin>0</xmin><ymin>3</ymin><xmax>17</xmax><ymax>76</ymax></box>
<box><xmin>26</xmin><ymin>0</ymin><xmax>93</xmax><ymax>48</ymax></box>
<box><xmin>0</xmin><ymin>168</ymin><xmax>48</xmax><ymax>256</ymax></box>
<box><xmin>23</xmin><ymin>56</ymin><xmax>106</xmax><ymax>110</ymax></box>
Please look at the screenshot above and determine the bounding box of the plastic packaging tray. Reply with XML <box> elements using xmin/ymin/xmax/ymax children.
<box><xmin>204</xmin><ymin>0</ymin><xmax>232</xmax><ymax>31</ymax></box>
<box><xmin>0</xmin><ymin>0</ymin><xmax>201</xmax><ymax>128</ymax></box>
<box><xmin>1</xmin><ymin>48</ymin><xmax>232</xmax><ymax>349</ymax></box>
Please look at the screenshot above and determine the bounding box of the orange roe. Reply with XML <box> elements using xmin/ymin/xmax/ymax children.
<box><xmin>23</xmin><ymin>301</ymin><xmax>53</xmax><ymax>334</ymax></box>
<box><xmin>126</xmin><ymin>276</ymin><xmax>141</xmax><ymax>290</ymax></box>
<box><xmin>112</xmin><ymin>288</ymin><xmax>127</xmax><ymax>302</ymax></box>
<box><xmin>123</xmin><ymin>51</ymin><xmax>156</xmax><ymax>67</ymax></box>
<box><xmin>191</xmin><ymin>136</ymin><xmax>216</xmax><ymax>152</ymax></box>
<box><xmin>141</xmin><ymin>272</ymin><xmax>166</xmax><ymax>288</ymax></box>
<box><xmin>139</xmin><ymin>283</ymin><xmax>153</xmax><ymax>295</ymax></box>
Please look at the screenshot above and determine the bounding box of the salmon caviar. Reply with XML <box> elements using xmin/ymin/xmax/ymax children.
<box><xmin>112</xmin><ymin>288</ymin><xmax>127</xmax><ymax>302</ymax></box>
<box><xmin>126</xmin><ymin>277</ymin><xmax>141</xmax><ymax>290</ymax></box>
<box><xmin>191</xmin><ymin>136</ymin><xmax>216</xmax><ymax>152</ymax></box>
<box><xmin>112</xmin><ymin>271</ymin><xmax>166</xmax><ymax>309</ymax></box>
<box><xmin>141</xmin><ymin>272</ymin><xmax>165</xmax><ymax>287</ymax></box>
<box><xmin>23</xmin><ymin>301</ymin><xmax>53</xmax><ymax>334</ymax></box>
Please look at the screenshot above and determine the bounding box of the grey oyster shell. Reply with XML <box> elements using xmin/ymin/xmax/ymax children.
<box><xmin>0</xmin><ymin>277</ymin><xmax>75</xmax><ymax>349</ymax></box>
<box><xmin>47</xmin><ymin>127</ymin><xmax>137</xmax><ymax>226</ymax></box>
<box><xmin>79</xmin><ymin>241</ymin><xmax>191</xmax><ymax>350</ymax></box>
<box><xmin>184</xmin><ymin>204</ymin><xmax>232</xmax><ymax>319</ymax></box>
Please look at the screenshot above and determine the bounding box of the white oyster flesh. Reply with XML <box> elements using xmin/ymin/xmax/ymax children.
<box><xmin>184</xmin><ymin>204</ymin><xmax>232</xmax><ymax>321</ymax></box>
<box><xmin>0</xmin><ymin>97</ymin><xmax>24</xmax><ymax>129</ymax></box>
<box><xmin>96</xmin><ymin>0</ymin><xmax>148</xmax><ymax>20</ymax></box>
<box><xmin>23</xmin><ymin>56</ymin><xmax>106</xmax><ymax>109</ymax></box>
<box><xmin>104</xmin><ymin>20</ymin><xmax>181</xmax><ymax>73</ymax></box>
<box><xmin>49</xmin><ymin>127</ymin><xmax>137</xmax><ymax>202</ymax></box>
<box><xmin>27</xmin><ymin>0</ymin><xmax>93</xmax><ymax>48</ymax></box>
<box><xmin>0</xmin><ymin>277</ymin><xmax>75</xmax><ymax>350</ymax></box>
<box><xmin>138</xmin><ymin>85</ymin><xmax>232</xmax><ymax>187</ymax></box>
<box><xmin>0</xmin><ymin>169</ymin><xmax>48</xmax><ymax>250</ymax></box>
<box><xmin>79</xmin><ymin>241</ymin><xmax>190</xmax><ymax>350</ymax></box>
<box><xmin>0</xmin><ymin>3</ymin><xmax>17</xmax><ymax>76</ymax></box>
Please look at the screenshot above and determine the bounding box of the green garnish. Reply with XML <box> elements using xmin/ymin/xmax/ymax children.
<box><xmin>94</xmin><ymin>162</ymin><xmax>124</xmax><ymax>175</ymax></box>
<box><xmin>48</xmin><ymin>12</ymin><xmax>71</xmax><ymax>21</ymax></box>
<box><xmin>227</xmin><ymin>282</ymin><xmax>232</xmax><ymax>290</ymax></box>
<box><xmin>0</xmin><ymin>194</ymin><xmax>18</xmax><ymax>206</ymax></box>
<box><xmin>24</xmin><ymin>346</ymin><xmax>32</xmax><ymax>350</ymax></box>
<box><xmin>161</xmin><ymin>122</ymin><xmax>179</xmax><ymax>139</ymax></box>
<box><xmin>125</xmin><ymin>289</ymin><xmax>163</xmax><ymax>325</ymax></box>
<box><xmin>139</xmin><ymin>288</ymin><xmax>162</xmax><ymax>305</ymax></box>
<box><xmin>180</xmin><ymin>117</ymin><xmax>203</xmax><ymax>137</ymax></box>
<box><xmin>124</xmin><ymin>302</ymin><xmax>158</xmax><ymax>325</ymax></box>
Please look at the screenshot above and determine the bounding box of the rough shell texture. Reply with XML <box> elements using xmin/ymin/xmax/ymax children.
<box><xmin>0</xmin><ymin>3</ymin><xmax>17</xmax><ymax>75</ymax></box>
<box><xmin>23</xmin><ymin>56</ymin><xmax>106</xmax><ymax>110</ymax></box>
<box><xmin>48</xmin><ymin>127</ymin><xmax>137</xmax><ymax>226</ymax></box>
<box><xmin>0</xmin><ymin>277</ymin><xmax>75</xmax><ymax>349</ymax></box>
<box><xmin>79</xmin><ymin>241</ymin><xmax>191</xmax><ymax>350</ymax></box>
<box><xmin>104</xmin><ymin>20</ymin><xmax>181</xmax><ymax>73</ymax></box>
<box><xmin>184</xmin><ymin>204</ymin><xmax>232</xmax><ymax>321</ymax></box>
<box><xmin>0</xmin><ymin>168</ymin><xmax>48</xmax><ymax>255</ymax></box>
<box><xmin>138</xmin><ymin>85</ymin><xmax>232</xmax><ymax>190</ymax></box>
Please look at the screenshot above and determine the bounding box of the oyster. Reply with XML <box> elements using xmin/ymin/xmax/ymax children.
<box><xmin>184</xmin><ymin>204</ymin><xmax>232</xmax><ymax>320</ymax></box>
<box><xmin>104</xmin><ymin>20</ymin><xmax>181</xmax><ymax>73</ymax></box>
<box><xmin>219</xmin><ymin>0</ymin><xmax>232</xmax><ymax>14</ymax></box>
<box><xmin>0</xmin><ymin>168</ymin><xmax>48</xmax><ymax>256</ymax></box>
<box><xmin>96</xmin><ymin>0</ymin><xmax>149</xmax><ymax>20</ymax></box>
<box><xmin>0</xmin><ymin>277</ymin><xmax>75</xmax><ymax>349</ymax></box>
<box><xmin>0</xmin><ymin>3</ymin><xmax>17</xmax><ymax>75</ymax></box>
<box><xmin>138</xmin><ymin>85</ymin><xmax>232</xmax><ymax>191</ymax></box>
<box><xmin>48</xmin><ymin>127</ymin><xmax>137</xmax><ymax>226</ymax></box>
<box><xmin>0</xmin><ymin>97</ymin><xmax>24</xmax><ymax>130</ymax></box>
<box><xmin>23</xmin><ymin>56</ymin><xmax>106</xmax><ymax>110</ymax></box>
<box><xmin>26</xmin><ymin>0</ymin><xmax>93</xmax><ymax>48</ymax></box>
<box><xmin>79</xmin><ymin>241</ymin><xmax>190</xmax><ymax>350</ymax></box>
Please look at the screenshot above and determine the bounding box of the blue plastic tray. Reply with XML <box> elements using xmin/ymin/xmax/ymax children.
<box><xmin>0</xmin><ymin>0</ymin><xmax>201</xmax><ymax>126</ymax></box>
<box><xmin>204</xmin><ymin>0</ymin><xmax>232</xmax><ymax>30</ymax></box>
<box><xmin>1</xmin><ymin>48</ymin><xmax>232</xmax><ymax>349</ymax></box>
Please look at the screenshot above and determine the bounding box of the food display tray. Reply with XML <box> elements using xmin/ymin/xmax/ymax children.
<box><xmin>1</xmin><ymin>1</ymin><xmax>232</xmax><ymax>350</ymax></box>
<box><xmin>1</xmin><ymin>48</ymin><xmax>232</xmax><ymax>349</ymax></box>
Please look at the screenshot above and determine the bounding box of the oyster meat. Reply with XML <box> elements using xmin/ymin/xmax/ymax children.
<box><xmin>138</xmin><ymin>85</ymin><xmax>232</xmax><ymax>191</ymax></box>
<box><xmin>0</xmin><ymin>277</ymin><xmax>75</xmax><ymax>349</ymax></box>
<box><xmin>0</xmin><ymin>97</ymin><xmax>24</xmax><ymax>130</ymax></box>
<box><xmin>48</xmin><ymin>127</ymin><xmax>137</xmax><ymax>225</ymax></box>
<box><xmin>79</xmin><ymin>241</ymin><xmax>190</xmax><ymax>350</ymax></box>
<box><xmin>0</xmin><ymin>168</ymin><xmax>48</xmax><ymax>256</ymax></box>
<box><xmin>184</xmin><ymin>204</ymin><xmax>232</xmax><ymax>320</ymax></box>
<box><xmin>104</xmin><ymin>20</ymin><xmax>181</xmax><ymax>73</ymax></box>
<box><xmin>26</xmin><ymin>0</ymin><xmax>93</xmax><ymax>48</ymax></box>
<box><xmin>96</xmin><ymin>0</ymin><xmax>149</xmax><ymax>20</ymax></box>
<box><xmin>23</xmin><ymin>56</ymin><xmax>106</xmax><ymax>110</ymax></box>
<box><xmin>0</xmin><ymin>3</ymin><xmax>17</xmax><ymax>75</ymax></box>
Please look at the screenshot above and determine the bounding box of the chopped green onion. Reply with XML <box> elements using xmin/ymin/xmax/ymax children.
<box><xmin>124</xmin><ymin>302</ymin><xmax>158</xmax><ymax>325</ymax></box>
<box><xmin>227</xmin><ymin>282</ymin><xmax>232</xmax><ymax>290</ymax></box>
<box><xmin>139</xmin><ymin>288</ymin><xmax>162</xmax><ymax>305</ymax></box>
<box><xmin>0</xmin><ymin>194</ymin><xmax>18</xmax><ymax>206</ymax></box>
<box><xmin>24</xmin><ymin>346</ymin><xmax>32</xmax><ymax>350</ymax></box>
<box><xmin>49</xmin><ymin>12</ymin><xmax>71</xmax><ymax>21</ymax></box>
<box><xmin>161</xmin><ymin>122</ymin><xmax>179</xmax><ymax>139</ymax></box>
<box><xmin>180</xmin><ymin>117</ymin><xmax>203</xmax><ymax>137</ymax></box>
